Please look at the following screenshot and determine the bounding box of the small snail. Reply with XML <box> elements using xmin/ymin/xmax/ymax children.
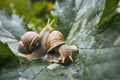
<box><xmin>18</xmin><ymin>31</ymin><xmax>46</xmax><ymax>60</ymax></box>
<box><xmin>18</xmin><ymin>19</ymin><xmax>78</xmax><ymax>63</ymax></box>
<box><xmin>18</xmin><ymin>31</ymin><xmax>40</xmax><ymax>53</ymax></box>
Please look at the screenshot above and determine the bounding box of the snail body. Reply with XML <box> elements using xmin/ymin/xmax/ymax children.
<box><xmin>18</xmin><ymin>19</ymin><xmax>78</xmax><ymax>63</ymax></box>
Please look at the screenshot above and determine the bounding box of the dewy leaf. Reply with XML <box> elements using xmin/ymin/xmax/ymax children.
<box><xmin>0</xmin><ymin>10</ymin><xmax>27</xmax><ymax>54</ymax></box>
<box><xmin>0</xmin><ymin>10</ymin><xmax>26</xmax><ymax>40</ymax></box>
<box><xmin>98</xmin><ymin>0</ymin><xmax>119</xmax><ymax>27</ymax></box>
<box><xmin>0</xmin><ymin>0</ymin><xmax>120</xmax><ymax>80</ymax></box>
<box><xmin>0</xmin><ymin>10</ymin><xmax>29</xmax><ymax>69</ymax></box>
<box><xmin>53</xmin><ymin>0</ymin><xmax>120</xmax><ymax>80</ymax></box>
<box><xmin>0</xmin><ymin>10</ymin><xmax>27</xmax><ymax>68</ymax></box>
<box><xmin>51</xmin><ymin>0</ymin><xmax>76</xmax><ymax>38</ymax></box>
<box><xmin>0</xmin><ymin>41</ymin><xmax>16</xmax><ymax>56</ymax></box>
<box><xmin>0</xmin><ymin>41</ymin><xmax>19</xmax><ymax>68</ymax></box>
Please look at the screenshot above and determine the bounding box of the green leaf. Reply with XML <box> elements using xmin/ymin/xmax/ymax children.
<box><xmin>0</xmin><ymin>0</ymin><xmax>120</xmax><ymax>80</ymax></box>
<box><xmin>51</xmin><ymin>0</ymin><xmax>76</xmax><ymax>38</ymax></box>
<box><xmin>0</xmin><ymin>41</ymin><xmax>15</xmax><ymax>56</ymax></box>
<box><xmin>0</xmin><ymin>41</ymin><xmax>19</xmax><ymax>68</ymax></box>
<box><xmin>0</xmin><ymin>10</ymin><xmax>27</xmax><ymax>68</ymax></box>
<box><xmin>98</xmin><ymin>0</ymin><xmax>119</xmax><ymax>28</ymax></box>
<box><xmin>53</xmin><ymin>0</ymin><xmax>120</xmax><ymax>80</ymax></box>
<box><xmin>0</xmin><ymin>10</ymin><xmax>27</xmax><ymax>53</ymax></box>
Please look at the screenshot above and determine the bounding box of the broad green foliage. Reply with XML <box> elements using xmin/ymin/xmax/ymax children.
<box><xmin>98</xmin><ymin>0</ymin><xmax>119</xmax><ymax>27</ymax></box>
<box><xmin>0</xmin><ymin>10</ymin><xmax>27</xmax><ymax>68</ymax></box>
<box><xmin>0</xmin><ymin>10</ymin><xmax>27</xmax><ymax>53</ymax></box>
<box><xmin>0</xmin><ymin>0</ymin><xmax>120</xmax><ymax>80</ymax></box>
<box><xmin>0</xmin><ymin>41</ymin><xmax>19</xmax><ymax>68</ymax></box>
<box><xmin>51</xmin><ymin>0</ymin><xmax>76</xmax><ymax>38</ymax></box>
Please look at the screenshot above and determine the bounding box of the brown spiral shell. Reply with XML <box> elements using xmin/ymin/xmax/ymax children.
<box><xmin>45</xmin><ymin>31</ymin><xmax>66</xmax><ymax>52</ymax></box>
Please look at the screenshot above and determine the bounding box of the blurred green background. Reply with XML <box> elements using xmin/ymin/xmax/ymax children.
<box><xmin>0</xmin><ymin>0</ymin><xmax>56</xmax><ymax>32</ymax></box>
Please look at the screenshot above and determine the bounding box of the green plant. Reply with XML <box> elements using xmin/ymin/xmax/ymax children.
<box><xmin>0</xmin><ymin>0</ymin><xmax>120</xmax><ymax>80</ymax></box>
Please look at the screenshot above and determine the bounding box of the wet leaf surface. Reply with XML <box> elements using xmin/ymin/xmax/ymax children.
<box><xmin>0</xmin><ymin>41</ymin><xmax>19</xmax><ymax>68</ymax></box>
<box><xmin>98</xmin><ymin>0</ymin><xmax>119</xmax><ymax>27</ymax></box>
<box><xmin>0</xmin><ymin>0</ymin><xmax>120</xmax><ymax>80</ymax></box>
<box><xmin>0</xmin><ymin>10</ymin><xmax>27</xmax><ymax>54</ymax></box>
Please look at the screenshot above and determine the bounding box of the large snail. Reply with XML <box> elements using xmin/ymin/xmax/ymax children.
<box><xmin>18</xmin><ymin>19</ymin><xmax>78</xmax><ymax>64</ymax></box>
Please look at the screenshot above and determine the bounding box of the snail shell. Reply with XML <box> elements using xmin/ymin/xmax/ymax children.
<box><xmin>18</xmin><ymin>31</ymin><xmax>46</xmax><ymax>60</ymax></box>
<box><xmin>45</xmin><ymin>31</ymin><xmax>66</xmax><ymax>52</ymax></box>
<box><xmin>18</xmin><ymin>41</ymin><xmax>30</xmax><ymax>54</ymax></box>
<box><xmin>21</xmin><ymin>31</ymin><xmax>40</xmax><ymax>52</ymax></box>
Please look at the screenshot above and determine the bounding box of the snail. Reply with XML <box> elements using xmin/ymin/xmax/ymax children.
<box><xmin>18</xmin><ymin>19</ymin><xmax>78</xmax><ymax>63</ymax></box>
<box><xmin>18</xmin><ymin>31</ymin><xmax>46</xmax><ymax>60</ymax></box>
<box><xmin>39</xmin><ymin>19</ymin><xmax>78</xmax><ymax>63</ymax></box>
<box><xmin>44</xmin><ymin>30</ymin><xmax>75</xmax><ymax>63</ymax></box>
